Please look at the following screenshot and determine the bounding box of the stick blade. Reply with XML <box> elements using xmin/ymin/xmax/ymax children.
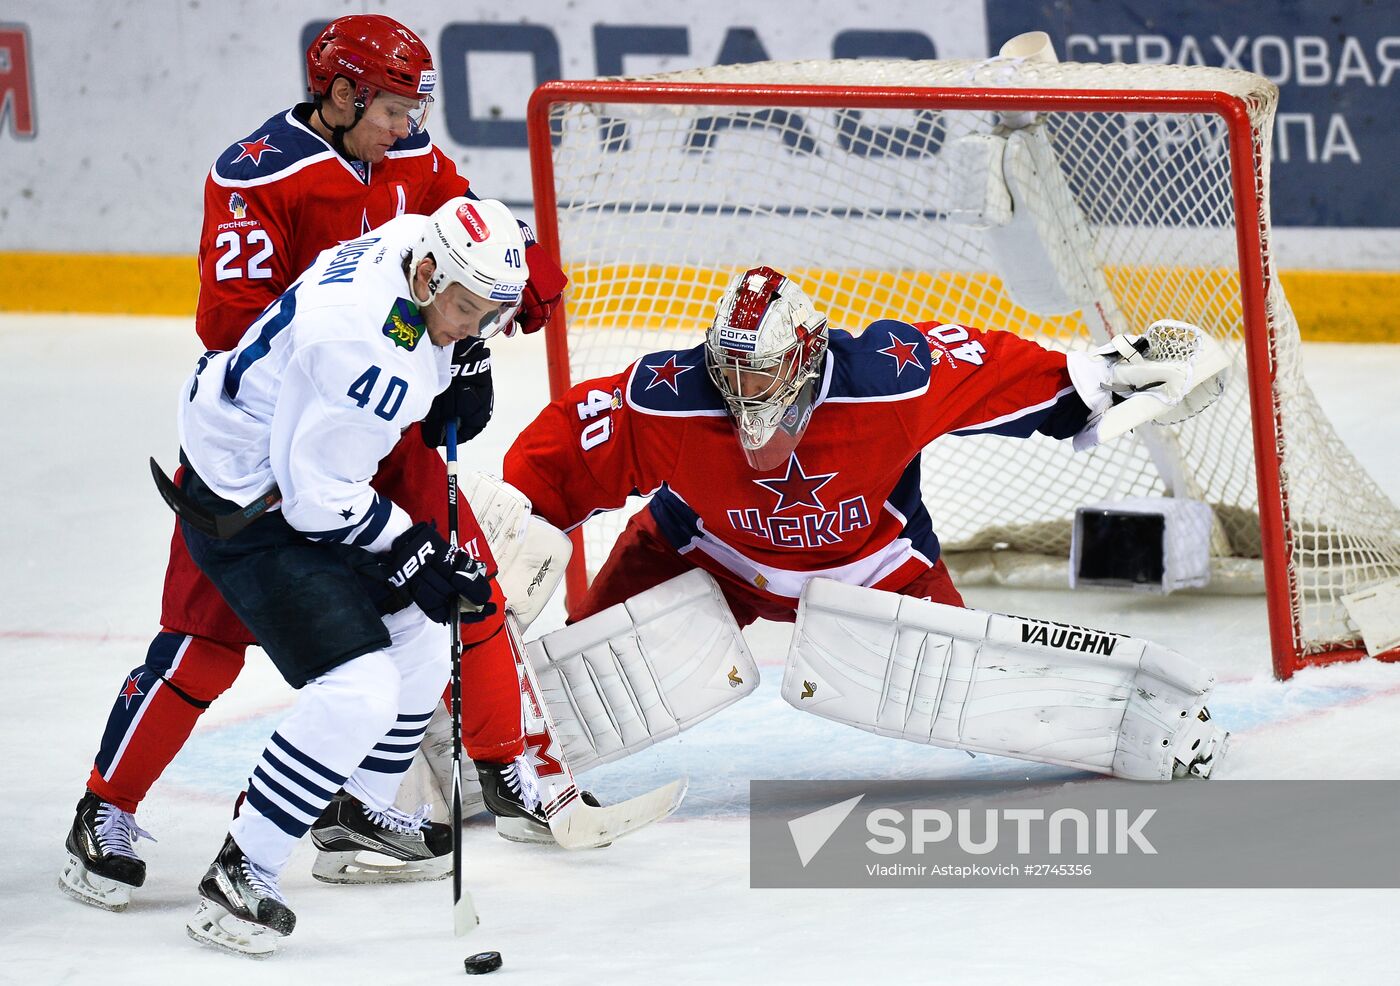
<box><xmin>550</xmin><ymin>777</ymin><xmax>688</xmax><ymax>851</ymax></box>
<box><xmin>453</xmin><ymin>890</ymin><xmax>479</xmax><ymax>936</ymax></box>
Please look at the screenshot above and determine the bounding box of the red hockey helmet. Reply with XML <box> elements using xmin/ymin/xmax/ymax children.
<box><xmin>306</xmin><ymin>15</ymin><xmax>437</xmax><ymax>127</ymax></box>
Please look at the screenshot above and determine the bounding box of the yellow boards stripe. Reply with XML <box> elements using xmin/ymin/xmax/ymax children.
<box><xmin>1</xmin><ymin>253</ymin><xmax>1396</xmax><ymax>342</ymax></box>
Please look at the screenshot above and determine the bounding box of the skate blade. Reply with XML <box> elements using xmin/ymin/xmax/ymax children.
<box><xmin>310</xmin><ymin>849</ymin><xmax>452</xmax><ymax>885</ymax></box>
<box><xmin>185</xmin><ymin>899</ymin><xmax>282</xmax><ymax>958</ymax></box>
<box><xmin>59</xmin><ymin>854</ymin><xmax>133</xmax><ymax>912</ymax></box>
<box><xmin>494</xmin><ymin>815</ymin><xmax>559</xmax><ymax>846</ymax></box>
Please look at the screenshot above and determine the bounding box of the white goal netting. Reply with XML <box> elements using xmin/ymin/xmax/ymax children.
<box><xmin>533</xmin><ymin>56</ymin><xmax>1400</xmax><ymax>675</ymax></box>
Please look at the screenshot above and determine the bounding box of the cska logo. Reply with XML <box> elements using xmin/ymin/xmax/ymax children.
<box><xmin>228</xmin><ymin>193</ymin><xmax>247</xmax><ymax>219</ymax></box>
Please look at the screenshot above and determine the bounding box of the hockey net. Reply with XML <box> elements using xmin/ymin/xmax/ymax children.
<box><xmin>525</xmin><ymin>55</ymin><xmax>1400</xmax><ymax>679</ymax></box>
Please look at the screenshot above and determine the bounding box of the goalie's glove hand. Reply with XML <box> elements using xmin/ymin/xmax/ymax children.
<box><xmin>1067</xmin><ymin>320</ymin><xmax>1229</xmax><ymax>448</ymax></box>
<box><xmin>387</xmin><ymin>522</ymin><xmax>497</xmax><ymax>625</ymax></box>
<box><xmin>421</xmin><ymin>339</ymin><xmax>493</xmax><ymax>448</ymax></box>
<box><xmin>510</xmin><ymin>240</ymin><xmax>568</xmax><ymax>336</ymax></box>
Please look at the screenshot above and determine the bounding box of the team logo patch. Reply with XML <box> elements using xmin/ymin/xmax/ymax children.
<box><xmin>382</xmin><ymin>298</ymin><xmax>425</xmax><ymax>350</ymax></box>
<box><xmin>418</xmin><ymin>70</ymin><xmax>437</xmax><ymax>94</ymax></box>
<box><xmin>232</xmin><ymin>134</ymin><xmax>279</xmax><ymax>166</ymax></box>
<box><xmin>753</xmin><ymin>454</ymin><xmax>838</xmax><ymax>513</ymax></box>
<box><xmin>716</xmin><ymin>325</ymin><xmax>758</xmax><ymax>353</ymax></box>
<box><xmin>455</xmin><ymin>203</ymin><xmax>489</xmax><ymax>242</ymax></box>
<box><xmin>611</xmin><ymin>387</ymin><xmax>623</xmax><ymax>410</ymax></box>
<box><xmin>228</xmin><ymin>193</ymin><xmax>247</xmax><ymax>219</ymax></box>
<box><xmin>876</xmin><ymin>331</ymin><xmax>925</xmax><ymax>375</ymax></box>
<box><xmin>644</xmin><ymin>354</ymin><xmax>693</xmax><ymax>394</ymax></box>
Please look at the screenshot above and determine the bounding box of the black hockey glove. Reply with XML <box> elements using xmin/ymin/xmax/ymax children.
<box><xmin>387</xmin><ymin>522</ymin><xmax>496</xmax><ymax>625</ymax></box>
<box><xmin>421</xmin><ymin>339</ymin><xmax>493</xmax><ymax>448</ymax></box>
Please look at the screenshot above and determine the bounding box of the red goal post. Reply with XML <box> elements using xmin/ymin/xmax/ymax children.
<box><xmin>524</xmin><ymin>57</ymin><xmax>1400</xmax><ymax>680</ymax></box>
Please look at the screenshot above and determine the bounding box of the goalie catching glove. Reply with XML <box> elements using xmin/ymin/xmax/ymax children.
<box><xmin>1067</xmin><ymin>319</ymin><xmax>1230</xmax><ymax>450</ymax></box>
<box><xmin>387</xmin><ymin>522</ymin><xmax>496</xmax><ymax>624</ymax></box>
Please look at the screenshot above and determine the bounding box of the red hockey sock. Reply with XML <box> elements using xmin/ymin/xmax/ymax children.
<box><xmin>87</xmin><ymin>631</ymin><xmax>246</xmax><ymax>813</ymax></box>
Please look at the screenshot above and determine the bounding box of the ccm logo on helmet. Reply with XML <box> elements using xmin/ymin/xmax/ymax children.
<box><xmin>335</xmin><ymin>57</ymin><xmax>365</xmax><ymax>75</ymax></box>
<box><xmin>455</xmin><ymin>203</ymin><xmax>490</xmax><ymax>243</ymax></box>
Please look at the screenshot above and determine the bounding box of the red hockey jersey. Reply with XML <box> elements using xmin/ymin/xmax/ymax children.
<box><xmin>197</xmin><ymin>106</ymin><xmax>469</xmax><ymax>350</ymax></box>
<box><xmin>505</xmin><ymin>319</ymin><xmax>1091</xmax><ymax>600</ymax></box>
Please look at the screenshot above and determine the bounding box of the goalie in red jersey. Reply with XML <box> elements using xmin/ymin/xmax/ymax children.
<box><xmin>495</xmin><ymin>265</ymin><xmax>1231</xmax><ymax>786</ymax></box>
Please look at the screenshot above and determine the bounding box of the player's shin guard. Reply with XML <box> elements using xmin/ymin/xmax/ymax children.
<box><xmin>784</xmin><ymin>579</ymin><xmax>1229</xmax><ymax>781</ymax></box>
<box><xmin>87</xmin><ymin>631</ymin><xmax>246</xmax><ymax>813</ymax></box>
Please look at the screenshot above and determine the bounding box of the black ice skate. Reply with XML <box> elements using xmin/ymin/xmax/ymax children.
<box><xmin>60</xmin><ymin>792</ymin><xmax>155</xmax><ymax>911</ymax></box>
<box><xmin>309</xmin><ymin>791</ymin><xmax>452</xmax><ymax>884</ymax></box>
<box><xmin>478</xmin><ymin>754</ymin><xmax>575</xmax><ymax>845</ymax></box>
<box><xmin>186</xmin><ymin>834</ymin><xmax>295</xmax><ymax>958</ymax></box>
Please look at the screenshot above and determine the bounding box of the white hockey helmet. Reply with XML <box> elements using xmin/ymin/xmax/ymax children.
<box><xmin>705</xmin><ymin>266</ymin><xmax>829</xmax><ymax>471</ymax></box>
<box><xmin>409</xmin><ymin>197</ymin><xmax>529</xmax><ymax>338</ymax></box>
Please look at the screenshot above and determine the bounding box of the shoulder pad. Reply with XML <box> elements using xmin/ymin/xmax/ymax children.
<box><xmin>212</xmin><ymin>109</ymin><xmax>331</xmax><ymax>184</ymax></box>
<box><xmin>825</xmin><ymin>320</ymin><xmax>933</xmax><ymax>402</ymax></box>
<box><xmin>625</xmin><ymin>343</ymin><xmax>726</xmax><ymax>416</ymax></box>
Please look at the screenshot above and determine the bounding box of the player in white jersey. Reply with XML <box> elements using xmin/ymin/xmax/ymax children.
<box><xmin>172</xmin><ymin>198</ymin><xmax>527</xmax><ymax>957</ymax></box>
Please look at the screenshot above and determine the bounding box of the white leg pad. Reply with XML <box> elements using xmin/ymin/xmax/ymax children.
<box><xmin>524</xmin><ymin>570</ymin><xmax>758</xmax><ymax>773</ymax></box>
<box><xmin>784</xmin><ymin>579</ymin><xmax>1227</xmax><ymax>781</ymax></box>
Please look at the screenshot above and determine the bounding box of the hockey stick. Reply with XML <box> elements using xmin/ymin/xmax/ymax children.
<box><xmin>149</xmin><ymin>457</ymin><xmax>280</xmax><ymax>539</ymax></box>
<box><xmin>504</xmin><ymin>615</ymin><xmax>688</xmax><ymax>850</ymax></box>
<box><xmin>444</xmin><ymin>420</ymin><xmax>479</xmax><ymax>936</ymax></box>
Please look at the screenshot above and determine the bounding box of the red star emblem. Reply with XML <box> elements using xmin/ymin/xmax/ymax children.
<box><xmin>644</xmin><ymin>354</ymin><xmax>693</xmax><ymax>395</ymax></box>
<box><xmin>119</xmin><ymin>672</ymin><xmax>145</xmax><ymax>710</ymax></box>
<box><xmin>233</xmin><ymin>135</ymin><xmax>280</xmax><ymax>166</ymax></box>
<box><xmin>753</xmin><ymin>454</ymin><xmax>838</xmax><ymax>513</ymax></box>
<box><xmin>877</xmin><ymin>331</ymin><xmax>924</xmax><ymax>375</ymax></box>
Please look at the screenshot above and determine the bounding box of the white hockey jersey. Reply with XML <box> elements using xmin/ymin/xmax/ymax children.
<box><xmin>179</xmin><ymin>214</ymin><xmax>451</xmax><ymax>555</ymax></box>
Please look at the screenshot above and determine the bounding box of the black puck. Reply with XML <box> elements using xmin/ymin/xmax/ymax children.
<box><xmin>464</xmin><ymin>951</ymin><xmax>503</xmax><ymax>975</ymax></box>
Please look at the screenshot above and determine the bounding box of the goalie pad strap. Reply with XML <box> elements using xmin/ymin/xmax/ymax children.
<box><xmin>524</xmin><ymin>570</ymin><xmax>758</xmax><ymax>773</ymax></box>
<box><xmin>784</xmin><ymin>579</ymin><xmax>1220</xmax><ymax>781</ymax></box>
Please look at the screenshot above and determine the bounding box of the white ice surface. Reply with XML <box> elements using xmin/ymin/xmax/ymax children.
<box><xmin>1</xmin><ymin>317</ymin><xmax>1398</xmax><ymax>984</ymax></box>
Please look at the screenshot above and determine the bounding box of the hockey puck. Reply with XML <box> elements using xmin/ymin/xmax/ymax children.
<box><xmin>464</xmin><ymin>951</ymin><xmax>503</xmax><ymax>975</ymax></box>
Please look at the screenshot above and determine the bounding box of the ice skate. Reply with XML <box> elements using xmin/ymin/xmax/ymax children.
<box><xmin>310</xmin><ymin>791</ymin><xmax>452</xmax><ymax>884</ymax></box>
<box><xmin>59</xmin><ymin>792</ymin><xmax>154</xmax><ymax>911</ymax></box>
<box><xmin>186</xmin><ymin>834</ymin><xmax>295</xmax><ymax>958</ymax></box>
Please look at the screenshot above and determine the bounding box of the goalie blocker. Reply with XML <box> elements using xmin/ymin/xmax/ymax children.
<box><xmin>517</xmin><ymin>573</ymin><xmax>1225</xmax><ymax>782</ymax></box>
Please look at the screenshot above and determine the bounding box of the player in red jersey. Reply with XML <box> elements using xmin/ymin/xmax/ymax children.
<box><xmin>62</xmin><ymin>15</ymin><xmax>567</xmax><ymax>912</ymax></box>
<box><xmin>496</xmin><ymin>266</ymin><xmax>1230</xmax><ymax>784</ymax></box>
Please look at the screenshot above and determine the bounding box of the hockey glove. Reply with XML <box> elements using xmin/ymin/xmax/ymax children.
<box><xmin>512</xmin><ymin>241</ymin><xmax>568</xmax><ymax>335</ymax></box>
<box><xmin>1066</xmin><ymin>320</ymin><xmax>1230</xmax><ymax>449</ymax></box>
<box><xmin>387</xmin><ymin>522</ymin><xmax>497</xmax><ymax>625</ymax></box>
<box><xmin>421</xmin><ymin>339</ymin><xmax>493</xmax><ymax>448</ymax></box>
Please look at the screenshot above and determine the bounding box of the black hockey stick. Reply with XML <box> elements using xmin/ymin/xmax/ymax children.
<box><xmin>443</xmin><ymin>420</ymin><xmax>479</xmax><ymax>935</ymax></box>
<box><xmin>149</xmin><ymin>457</ymin><xmax>280</xmax><ymax>540</ymax></box>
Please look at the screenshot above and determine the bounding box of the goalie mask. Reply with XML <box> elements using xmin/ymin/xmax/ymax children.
<box><xmin>409</xmin><ymin>198</ymin><xmax>529</xmax><ymax>339</ymax></box>
<box><xmin>705</xmin><ymin>266</ymin><xmax>829</xmax><ymax>471</ymax></box>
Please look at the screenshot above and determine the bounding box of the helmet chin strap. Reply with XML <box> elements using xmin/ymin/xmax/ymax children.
<box><xmin>313</xmin><ymin>85</ymin><xmax>371</xmax><ymax>160</ymax></box>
